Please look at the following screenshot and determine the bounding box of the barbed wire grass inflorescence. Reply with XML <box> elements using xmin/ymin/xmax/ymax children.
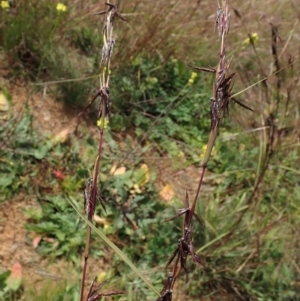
<box><xmin>156</xmin><ymin>1</ymin><xmax>254</xmax><ymax>300</ymax></box>
<box><xmin>78</xmin><ymin>3</ymin><xmax>128</xmax><ymax>301</ymax></box>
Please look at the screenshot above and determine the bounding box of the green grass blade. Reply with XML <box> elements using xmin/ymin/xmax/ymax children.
<box><xmin>196</xmin><ymin>231</ymin><xmax>230</xmax><ymax>253</ymax></box>
<box><xmin>277</xmin><ymin>165</ymin><xmax>300</xmax><ymax>175</ymax></box>
<box><xmin>68</xmin><ymin>196</ymin><xmax>160</xmax><ymax>296</ymax></box>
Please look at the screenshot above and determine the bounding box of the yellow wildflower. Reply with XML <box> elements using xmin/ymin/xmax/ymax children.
<box><xmin>97</xmin><ymin>118</ymin><xmax>109</xmax><ymax>129</ymax></box>
<box><xmin>200</xmin><ymin>144</ymin><xmax>217</xmax><ymax>160</ymax></box>
<box><xmin>188</xmin><ymin>72</ymin><xmax>197</xmax><ymax>85</ymax></box>
<box><xmin>242</xmin><ymin>33</ymin><xmax>258</xmax><ymax>47</ymax></box>
<box><xmin>103</xmin><ymin>67</ymin><xmax>111</xmax><ymax>75</ymax></box>
<box><xmin>97</xmin><ymin>272</ymin><xmax>107</xmax><ymax>283</ymax></box>
<box><xmin>56</xmin><ymin>3</ymin><xmax>67</xmax><ymax>12</ymax></box>
<box><xmin>1</xmin><ymin>1</ymin><xmax>9</xmax><ymax>9</ymax></box>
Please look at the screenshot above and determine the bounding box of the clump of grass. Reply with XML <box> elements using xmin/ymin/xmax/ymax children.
<box><xmin>0</xmin><ymin>0</ymin><xmax>68</xmax><ymax>78</ymax></box>
<box><xmin>183</xmin><ymin>4</ymin><xmax>300</xmax><ymax>300</ymax></box>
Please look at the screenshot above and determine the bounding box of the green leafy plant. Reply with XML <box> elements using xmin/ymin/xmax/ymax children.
<box><xmin>112</xmin><ymin>57</ymin><xmax>213</xmax><ymax>157</ymax></box>
<box><xmin>25</xmin><ymin>194</ymin><xmax>86</xmax><ymax>262</ymax></box>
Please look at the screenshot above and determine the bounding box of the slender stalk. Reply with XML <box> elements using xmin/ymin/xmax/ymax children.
<box><xmin>191</xmin><ymin>0</ymin><xmax>230</xmax><ymax>221</ymax></box>
<box><xmin>190</xmin><ymin>126</ymin><xmax>219</xmax><ymax>216</ymax></box>
<box><xmin>80</xmin><ymin>106</ymin><xmax>105</xmax><ymax>301</ymax></box>
<box><xmin>80</xmin><ymin>231</ymin><xmax>90</xmax><ymax>301</ymax></box>
<box><xmin>79</xmin><ymin>4</ymin><xmax>128</xmax><ymax>300</ymax></box>
<box><xmin>158</xmin><ymin>1</ymin><xmax>234</xmax><ymax>300</ymax></box>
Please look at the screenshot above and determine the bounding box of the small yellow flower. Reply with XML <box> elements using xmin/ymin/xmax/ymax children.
<box><xmin>242</xmin><ymin>33</ymin><xmax>258</xmax><ymax>47</ymax></box>
<box><xmin>103</xmin><ymin>67</ymin><xmax>111</xmax><ymax>75</ymax></box>
<box><xmin>1</xmin><ymin>1</ymin><xmax>9</xmax><ymax>9</ymax></box>
<box><xmin>200</xmin><ymin>144</ymin><xmax>217</xmax><ymax>160</ymax></box>
<box><xmin>200</xmin><ymin>144</ymin><xmax>207</xmax><ymax>160</ymax></box>
<box><xmin>56</xmin><ymin>3</ymin><xmax>67</xmax><ymax>12</ymax></box>
<box><xmin>97</xmin><ymin>118</ymin><xmax>109</xmax><ymax>129</ymax></box>
<box><xmin>188</xmin><ymin>72</ymin><xmax>197</xmax><ymax>85</ymax></box>
<box><xmin>97</xmin><ymin>272</ymin><xmax>107</xmax><ymax>283</ymax></box>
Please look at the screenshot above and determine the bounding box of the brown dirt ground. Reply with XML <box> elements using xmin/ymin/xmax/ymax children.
<box><xmin>0</xmin><ymin>193</ymin><xmax>77</xmax><ymax>296</ymax></box>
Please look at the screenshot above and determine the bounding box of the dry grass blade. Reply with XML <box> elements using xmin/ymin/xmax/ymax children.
<box><xmin>231</xmin><ymin>97</ymin><xmax>254</xmax><ymax>112</ymax></box>
<box><xmin>191</xmin><ymin>66</ymin><xmax>216</xmax><ymax>73</ymax></box>
<box><xmin>165</xmin><ymin>192</ymin><xmax>204</xmax><ymax>227</ymax></box>
<box><xmin>86</xmin><ymin>279</ymin><xmax>125</xmax><ymax>301</ymax></box>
